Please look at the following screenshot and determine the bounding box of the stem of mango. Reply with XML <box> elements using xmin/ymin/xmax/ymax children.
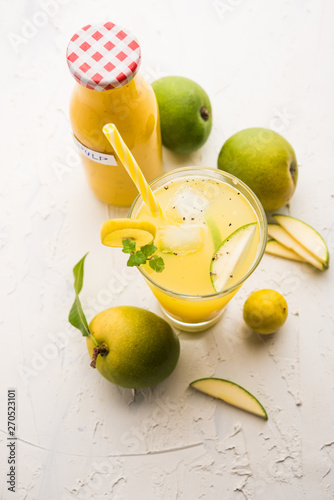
<box><xmin>90</xmin><ymin>344</ymin><xmax>108</xmax><ymax>368</ymax></box>
<box><xmin>89</xmin><ymin>332</ymin><xmax>99</xmax><ymax>348</ymax></box>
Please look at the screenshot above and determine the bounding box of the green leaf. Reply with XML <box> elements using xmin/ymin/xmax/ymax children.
<box><xmin>73</xmin><ymin>252</ymin><xmax>88</xmax><ymax>294</ymax></box>
<box><xmin>140</xmin><ymin>243</ymin><xmax>157</xmax><ymax>258</ymax></box>
<box><xmin>134</xmin><ymin>250</ymin><xmax>147</xmax><ymax>265</ymax></box>
<box><xmin>69</xmin><ymin>296</ymin><xmax>90</xmax><ymax>337</ymax></box>
<box><xmin>127</xmin><ymin>254</ymin><xmax>143</xmax><ymax>267</ymax></box>
<box><xmin>123</xmin><ymin>240</ymin><xmax>164</xmax><ymax>272</ymax></box>
<box><xmin>122</xmin><ymin>238</ymin><xmax>136</xmax><ymax>254</ymax></box>
<box><xmin>149</xmin><ymin>256</ymin><xmax>165</xmax><ymax>273</ymax></box>
<box><xmin>68</xmin><ymin>253</ymin><xmax>90</xmax><ymax>337</ymax></box>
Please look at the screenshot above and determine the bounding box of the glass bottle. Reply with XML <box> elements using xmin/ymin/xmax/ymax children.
<box><xmin>66</xmin><ymin>21</ymin><xmax>163</xmax><ymax>206</ymax></box>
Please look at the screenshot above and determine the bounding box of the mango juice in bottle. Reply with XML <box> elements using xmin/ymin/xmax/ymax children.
<box><xmin>66</xmin><ymin>22</ymin><xmax>162</xmax><ymax>206</ymax></box>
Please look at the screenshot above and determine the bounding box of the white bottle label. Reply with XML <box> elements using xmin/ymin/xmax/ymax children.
<box><xmin>73</xmin><ymin>135</ymin><xmax>118</xmax><ymax>166</ymax></box>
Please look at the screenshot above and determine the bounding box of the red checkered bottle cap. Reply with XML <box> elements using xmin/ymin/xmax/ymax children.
<box><xmin>66</xmin><ymin>22</ymin><xmax>141</xmax><ymax>91</ymax></box>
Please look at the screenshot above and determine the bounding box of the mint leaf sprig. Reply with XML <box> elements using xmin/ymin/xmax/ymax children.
<box><xmin>122</xmin><ymin>239</ymin><xmax>165</xmax><ymax>273</ymax></box>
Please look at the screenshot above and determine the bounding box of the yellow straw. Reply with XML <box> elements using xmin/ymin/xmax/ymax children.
<box><xmin>103</xmin><ymin>123</ymin><xmax>165</xmax><ymax>219</ymax></box>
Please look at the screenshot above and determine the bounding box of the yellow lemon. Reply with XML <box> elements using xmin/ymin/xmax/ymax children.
<box><xmin>243</xmin><ymin>289</ymin><xmax>288</xmax><ymax>334</ymax></box>
<box><xmin>101</xmin><ymin>218</ymin><xmax>156</xmax><ymax>248</ymax></box>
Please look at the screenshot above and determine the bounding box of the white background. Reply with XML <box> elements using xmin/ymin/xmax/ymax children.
<box><xmin>1</xmin><ymin>0</ymin><xmax>334</xmax><ymax>499</ymax></box>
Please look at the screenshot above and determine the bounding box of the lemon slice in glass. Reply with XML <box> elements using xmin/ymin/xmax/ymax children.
<box><xmin>101</xmin><ymin>219</ymin><xmax>156</xmax><ymax>248</ymax></box>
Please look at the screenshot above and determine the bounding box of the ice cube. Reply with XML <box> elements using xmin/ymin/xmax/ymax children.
<box><xmin>165</xmin><ymin>184</ymin><xmax>212</xmax><ymax>224</ymax></box>
<box><xmin>156</xmin><ymin>224</ymin><xmax>206</xmax><ymax>255</ymax></box>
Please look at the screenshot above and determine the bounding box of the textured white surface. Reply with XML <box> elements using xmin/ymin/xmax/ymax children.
<box><xmin>1</xmin><ymin>1</ymin><xmax>334</xmax><ymax>499</ymax></box>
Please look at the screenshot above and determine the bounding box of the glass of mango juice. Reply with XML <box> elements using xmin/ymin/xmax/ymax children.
<box><xmin>128</xmin><ymin>167</ymin><xmax>267</xmax><ymax>332</ymax></box>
